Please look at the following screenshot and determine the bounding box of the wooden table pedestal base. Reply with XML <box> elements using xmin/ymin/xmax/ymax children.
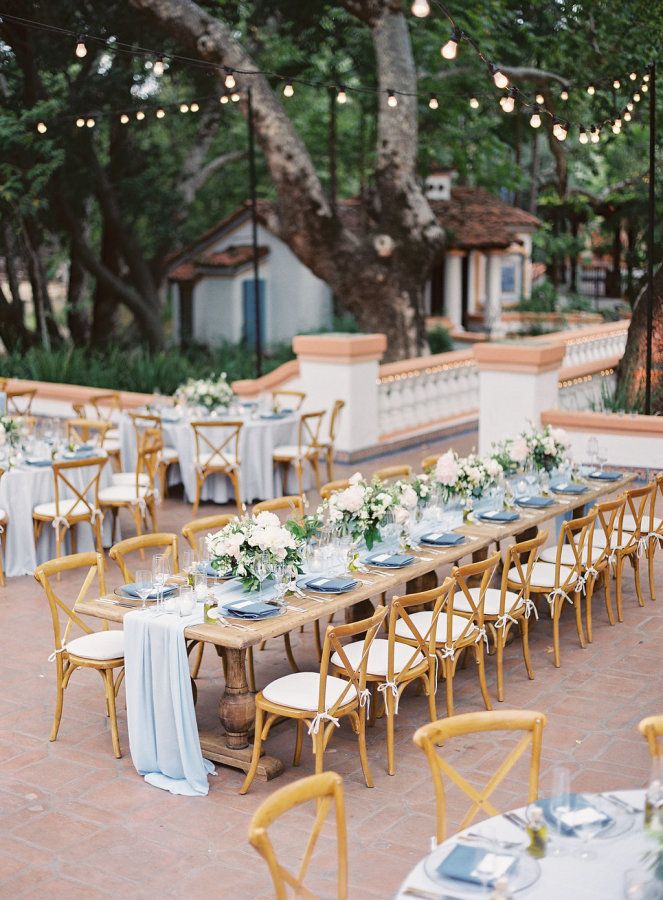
<box><xmin>199</xmin><ymin>730</ymin><xmax>285</xmax><ymax>781</ymax></box>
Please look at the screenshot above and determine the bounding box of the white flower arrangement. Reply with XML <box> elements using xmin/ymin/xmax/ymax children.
<box><xmin>522</xmin><ymin>424</ymin><xmax>570</xmax><ymax>472</ymax></box>
<box><xmin>434</xmin><ymin>449</ymin><xmax>502</xmax><ymax>501</ymax></box>
<box><xmin>175</xmin><ymin>373</ymin><xmax>234</xmax><ymax>412</ymax></box>
<box><xmin>206</xmin><ymin>511</ymin><xmax>303</xmax><ymax>591</ymax></box>
<box><xmin>320</xmin><ymin>472</ymin><xmax>395</xmax><ymax>550</ymax></box>
<box><xmin>491</xmin><ymin>436</ymin><xmax>529</xmax><ymax>474</ymax></box>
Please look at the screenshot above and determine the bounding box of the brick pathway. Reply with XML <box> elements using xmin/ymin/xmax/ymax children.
<box><xmin>0</xmin><ymin>439</ymin><xmax>660</xmax><ymax>898</ymax></box>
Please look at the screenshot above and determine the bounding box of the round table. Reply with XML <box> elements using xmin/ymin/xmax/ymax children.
<box><xmin>396</xmin><ymin>790</ymin><xmax>657</xmax><ymax>899</ymax></box>
<box><xmin>0</xmin><ymin>455</ymin><xmax>115</xmax><ymax>577</ymax></box>
<box><xmin>119</xmin><ymin>410</ymin><xmax>310</xmax><ymax>504</ymax></box>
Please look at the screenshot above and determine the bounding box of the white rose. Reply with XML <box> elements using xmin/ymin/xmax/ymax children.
<box><xmin>349</xmin><ymin>472</ymin><xmax>363</xmax><ymax>486</ymax></box>
<box><xmin>511</xmin><ymin>437</ymin><xmax>529</xmax><ymax>463</ymax></box>
<box><xmin>400</xmin><ymin>485</ymin><xmax>418</xmax><ymax>509</ymax></box>
<box><xmin>435</xmin><ymin>450</ymin><xmax>459</xmax><ymax>486</ymax></box>
<box><xmin>254</xmin><ymin>510</ymin><xmax>281</xmax><ymax>529</ymax></box>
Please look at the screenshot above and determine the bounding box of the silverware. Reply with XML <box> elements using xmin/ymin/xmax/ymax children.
<box><xmin>98</xmin><ymin>597</ymin><xmax>141</xmax><ymax>609</ymax></box>
<box><xmin>402</xmin><ymin>888</ymin><xmax>465</xmax><ymax>900</ymax></box>
<box><xmin>217</xmin><ymin>616</ymin><xmax>252</xmax><ymax>631</ymax></box>
<box><xmin>502</xmin><ymin>811</ymin><xmax>528</xmax><ymax>830</ymax></box>
<box><xmin>461</xmin><ymin>831</ymin><xmax>523</xmax><ymax>849</ymax></box>
<box><xmin>606</xmin><ymin>793</ymin><xmax>640</xmax><ymax>814</ymax></box>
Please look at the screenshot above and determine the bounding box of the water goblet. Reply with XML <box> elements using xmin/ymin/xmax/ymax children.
<box><xmin>152</xmin><ymin>553</ymin><xmax>171</xmax><ymax>611</ymax></box>
<box><xmin>135</xmin><ymin>568</ymin><xmax>152</xmax><ymax>611</ymax></box>
<box><xmin>194</xmin><ymin>572</ymin><xmax>208</xmax><ymax>603</ymax></box>
<box><xmin>180</xmin><ymin>547</ymin><xmax>196</xmax><ymax>585</ymax></box>
<box><xmin>252</xmin><ymin>552</ymin><xmax>271</xmax><ymax>593</ymax></box>
<box><xmin>586</xmin><ymin>436</ymin><xmax>599</xmax><ymax>469</ymax></box>
<box><xmin>548</xmin><ymin>765</ymin><xmax>572</xmax><ymax>857</ymax></box>
<box><xmin>178</xmin><ymin>585</ymin><xmax>196</xmax><ymax>617</ymax></box>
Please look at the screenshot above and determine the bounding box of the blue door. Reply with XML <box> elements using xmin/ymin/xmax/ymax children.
<box><xmin>242</xmin><ymin>279</ymin><xmax>266</xmax><ymax>347</ymax></box>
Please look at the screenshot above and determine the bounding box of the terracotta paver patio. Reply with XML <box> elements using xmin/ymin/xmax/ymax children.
<box><xmin>0</xmin><ymin>436</ymin><xmax>660</xmax><ymax>898</ymax></box>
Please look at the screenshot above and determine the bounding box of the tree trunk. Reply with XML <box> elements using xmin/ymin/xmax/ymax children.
<box><xmin>22</xmin><ymin>223</ymin><xmax>62</xmax><ymax>350</ymax></box>
<box><xmin>617</xmin><ymin>263</ymin><xmax>663</xmax><ymax>412</ymax></box>
<box><xmin>66</xmin><ymin>243</ymin><xmax>90</xmax><ymax>344</ymax></box>
<box><xmin>569</xmin><ymin>218</ymin><xmax>579</xmax><ymax>293</ymax></box>
<box><xmin>604</xmin><ymin>224</ymin><xmax>622</xmax><ymax>298</ymax></box>
<box><xmin>529</xmin><ymin>132</ymin><xmax>539</xmax><ymax>215</ymax></box>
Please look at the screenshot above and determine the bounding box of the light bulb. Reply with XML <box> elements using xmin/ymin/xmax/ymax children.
<box><xmin>613</xmin><ymin>79</ymin><xmax>621</xmax><ymax>89</ymax></box>
<box><xmin>428</xmin><ymin>94</ymin><xmax>439</xmax><ymax>110</ymax></box>
<box><xmin>578</xmin><ymin>126</ymin><xmax>589</xmax><ymax>144</ymax></box>
<box><xmin>611</xmin><ymin>121</ymin><xmax>621</xmax><ymax>134</ymax></box>
<box><xmin>535</xmin><ymin>93</ymin><xmax>544</xmax><ymax>104</ymax></box>
<box><xmin>224</xmin><ymin>71</ymin><xmax>236</xmax><ymax>89</ymax></box>
<box><xmin>590</xmin><ymin>126</ymin><xmax>599</xmax><ymax>143</ymax></box>
<box><xmin>411</xmin><ymin>0</ymin><xmax>431</xmax><ymax>16</ymax></box>
<box><xmin>219</xmin><ymin>95</ymin><xmax>229</xmax><ymax>104</ymax></box>
<box><xmin>501</xmin><ymin>92</ymin><xmax>515</xmax><ymax>113</ymax></box>
<box><xmin>156</xmin><ymin>108</ymin><xmax>165</xmax><ymax>119</ymax></box>
<box><xmin>642</xmin><ymin>83</ymin><xmax>648</xmax><ymax>93</ymax></box>
<box><xmin>469</xmin><ymin>96</ymin><xmax>479</xmax><ymax>109</ymax></box>
<box><xmin>180</xmin><ymin>103</ymin><xmax>189</xmax><ymax>113</ymax></box>
<box><xmin>36</xmin><ymin>121</ymin><xmax>47</xmax><ymax>133</ymax></box>
<box><xmin>136</xmin><ymin>110</ymin><xmax>145</xmax><ymax>120</ymax></box>
<box><xmin>190</xmin><ymin>102</ymin><xmax>199</xmax><ymax>112</ymax></box>
<box><xmin>553</xmin><ymin>120</ymin><xmax>566</xmax><ymax>140</ymax></box>
<box><xmin>120</xmin><ymin>113</ymin><xmax>129</xmax><ymax>124</ymax></box>
<box><xmin>560</xmin><ymin>89</ymin><xmax>569</xmax><ymax>101</ymax></box>
<box><xmin>86</xmin><ymin>117</ymin><xmax>95</xmax><ymax>128</ymax></box>
<box><xmin>630</xmin><ymin>71</ymin><xmax>637</xmax><ymax>80</ymax></box>
<box><xmin>154</xmin><ymin>55</ymin><xmax>164</xmax><ymax>76</ymax></box>
<box><xmin>644</xmin><ymin>73</ymin><xmax>650</xmax><ymax>83</ymax></box>
<box><xmin>230</xmin><ymin>92</ymin><xmax>240</xmax><ymax>102</ymax></box>
<box><xmin>283</xmin><ymin>81</ymin><xmax>294</xmax><ymax>98</ymax></box>
<box><xmin>75</xmin><ymin>35</ymin><xmax>87</xmax><ymax>59</ymax></box>
<box><xmin>634</xmin><ymin>92</ymin><xmax>641</xmax><ymax>102</ymax></box>
<box><xmin>387</xmin><ymin>90</ymin><xmax>398</xmax><ymax>107</ymax></box>
<box><xmin>337</xmin><ymin>86</ymin><xmax>347</xmax><ymax>104</ymax></box>
<box><xmin>493</xmin><ymin>69</ymin><xmax>508</xmax><ymax>89</ymax></box>
<box><xmin>76</xmin><ymin>117</ymin><xmax>85</xmax><ymax>128</ymax></box>
<box><xmin>587</xmin><ymin>83</ymin><xmax>595</xmax><ymax>95</ymax></box>
<box><xmin>624</xmin><ymin>111</ymin><xmax>632</xmax><ymax>121</ymax></box>
<box><xmin>441</xmin><ymin>30</ymin><xmax>460</xmax><ymax>60</ymax></box>
<box><xmin>529</xmin><ymin>106</ymin><xmax>541</xmax><ymax>128</ymax></box>
<box><xmin>627</xmin><ymin>101</ymin><xmax>634</xmax><ymax>111</ymax></box>
<box><xmin>614</xmin><ymin>117</ymin><xmax>621</xmax><ymax>128</ymax></box>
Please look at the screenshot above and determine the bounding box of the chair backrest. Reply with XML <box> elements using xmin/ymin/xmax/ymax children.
<box><xmin>296</xmin><ymin>410</ymin><xmax>325</xmax><ymax>453</ymax></box>
<box><xmin>253</xmin><ymin>496</ymin><xmax>304</xmax><ymax>521</ymax></box>
<box><xmin>90</xmin><ymin>391</ymin><xmax>122</xmax><ymax>423</ymax></box>
<box><xmin>320</xmin><ymin>479</ymin><xmax>350</xmax><ymax>501</ymax></box>
<box><xmin>66</xmin><ymin>417</ymin><xmax>110</xmax><ymax>447</ymax></box>
<box><xmin>51</xmin><ymin>456</ymin><xmax>107</xmax><ymax>519</ymax></box>
<box><xmin>327</xmin><ymin>400</ymin><xmax>345</xmax><ymax>442</ymax></box>
<box><xmin>271</xmin><ymin>389</ymin><xmax>306</xmax><ymax>411</ymax></box>
<box><xmin>421</xmin><ymin>454</ymin><xmax>439</xmax><ymax>473</ymax></box>
<box><xmin>134</xmin><ymin>426</ymin><xmax>162</xmax><ymax>495</ymax></box>
<box><xmin>390</xmin><ymin>578</ymin><xmax>454</xmax><ymax>683</ymax></box>
<box><xmin>6</xmin><ymin>388</ymin><xmax>36</xmax><ymax>415</ymax></box>
<box><xmin>549</xmin><ymin>508</ymin><xmax>597</xmax><ymax>591</ymax></box>
<box><xmin>594</xmin><ymin>495</ymin><xmax>626</xmax><ymax>564</ymax></box>
<box><xmin>34</xmin><ymin>551</ymin><xmax>108</xmax><ymax>658</ymax></box>
<box><xmin>129</xmin><ymin>410</ymin><xmax>163</xmax><ymax>442</ymax></box>
<box><xmin>248</xmin><ymin>771</ymin><xmax>347</xmax><ymax>900</ymax></box>
<box><xmin>109</xmin><ymin>532</ymin><xmax>179</xmax><ymax>582</ymax></box>
<box><xmin>656</xmin><ymin>475</ymin><xmax>663</xmax><ymax>530</ymax></box>
<box><xmin>446</xmin><ymin>552</ymin><xmax>501</xmax><ymax>646</ymax></box>
<box><xmin>374</xmin><ymin>464</ymin><xmax>413</xmax><ymax>484</ymax></box>
<box><xmin>318</xmin><ymin>606</ymin><xmax>387</xmax><ymax>722</ymax></box>
<box><xmin>181</xmin><ymin>514</ymin><xmax>235</xmax><ymax>551</ymax></box>
<box><xmin>624</xmin><ymin>482</ymin><xmax>657</xmax><ymax>547</ymax></box>
<box><xmin>639</xmin><ymin>715</ymin><xmax>663</xmax><ymax>758</ymax></box>
<box><xmin>500</xmin><ymin>531</ymin><xmax>548</xmax><ymax>616</ymax></box>
<box><xmin>191</xmin><ymin>420</ymin><xmax>242</xmax><ymax>471</ymax></box>
<box><xmin>413</xmin><ymin>709</ymin><xmax>547</xmax><ymax>842</ymax></box>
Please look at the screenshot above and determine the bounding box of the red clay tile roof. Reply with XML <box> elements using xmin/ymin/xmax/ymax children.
<box><xmin>168</xmin><ymin>244</ymin><xmax>269</xmax><ymax>282</ymax></box>
<box><xmin>429</xmin><ymin>186</ymin><xmax>541</xmax><ymax>250</ymax></box>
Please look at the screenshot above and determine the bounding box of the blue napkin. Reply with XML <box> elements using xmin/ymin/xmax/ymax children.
<box><xmin>478</xmin><ymin>509</ymin><xmax>520</xmax><ymax>522</ymax></box>
<box><xmin>260</xmin><ymin>412</ymin><xmax>289</xmax><ymax>420</ymax></box>
<box><xmin>420</xmin><ymin>532</ymin><xmax>465</xmax><ymax>546</ymax></box>
<box><xmin>436</xmin><ymin>844</ymin><xmax>516</xmax><ymax>886</ymax></box>
<box><xmin>298</xmin><ymin>576</ymin><xmax>359</xmax><ymax>593</ymax></box>
<box><xmin>25</xmin><ymin>457</ymin><xmax>52</xmax><ymax>467</ymax></box>
<box><xmin>61</xmin><ymin>448</ymin><xmax>95</xmax><ymax>460</ymax></box>
<box><xmin>588</xmin><ymin>470</ymin><xmax>622</xmax><ymax>481</ymax></box>
<box><xmin>221</xmin><ymin>598</ymin><xmax>279</xmax><ymax>619</ymax></box>
<box><xmin>516</xmin><ymin>496</ymin><xmax>555</xmax><ymax>508</ymax></box>
<box><xmin>365</xmin><ymin>552</ymin><xmax>414</xmax><ymax>568</ymax></box>
<box><xmin>538</xmin><ymin>795</ymin><xmax>613</xmax><ymax>836</ymax></box>
<box><xmin>121</xmin><ymin>582</ymin><xmax>177</xmax><ymax>599</ymax></box>
<box><xmin>552</xmin><ymin>483</ymin><xmax>589</xmax><ymax>495</ymax></box>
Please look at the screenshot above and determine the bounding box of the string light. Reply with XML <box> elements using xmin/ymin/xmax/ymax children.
<box><xmin>553</xmin><ymin>118</ymin><xmax>568</xmax><ymax>140</ymax></box>
<box><xmin>614</xmin><ymin>116</ymin><xmax>622</xmax><ymax>129</ymax></box>
<box><xmin>283</xmin><ymin>81</ymin><xmax>294</xmax><ymax>98</ymax></box>
<box><xmin>535</xmin><ymin>93</ymin><xmax>544</xmax><ymax>104</ymax></box>
<box><xmin>560</xmin><ymin>89</ymin><xmax>569</xmax><ymax>101</ymax></box>
<box><xmin>587</xmin><ymin>83</ymin><xmax>596</xmax><ymax>95</ymax></box>
<box><xmin>75</xmin><ymin>35</ymin><xmax>87</xmax><ymax>58</ymax></box>
<box><xmin>613</xmin><ymin>78</ymin><xmax>621</xmax><ymax>89</ymax></box>
<box><xmin>387</xmin><ymin>90</ymin><xmax>398</xmax><ymax>107</ymax></box>
<box><xmin>224</xmin><ymin>70</ymin><xmax>236</xmax><ymax>89</ymax></box>
<box><xmin>230</xmin><ymin>91</ymin><xmax>240</xmax><ymax>102</ymax></box>
<box><xmin>153</xmin><ymin>55</ymin><xmax>165</xmax><ymax>76</ymax></box>
<box><xmin>590</xmin><ymin>125</ymin><xmax>600</xmax><ymax>143</ymax></box>
<box><xmin>578</xmin><ymin>126</ymin><xmax>589</xmax><ymax>144</ymax></box>
<box><xmin>136</xmin><ymin>109</ymin><xmax>146</xmax><ymax>120</ymax></box>
<box><xmin>156</xmin><ymin>107</ymin><xmax>165</xmax><ymax>118</ymax></box>
<box><xmin>469</xmin><ymin>97</ymin><xmax>479</xmax><ymax>109</ymax></box>
<box><xmin>120</xmin><ymin>113</ymin><xmax>129</xmax><ymax>124</ymax></box>
<box><xmin>641</xmin><ymin>83</ymin><xmax>648</xmax><ymax>92</ymax></box>
<box><xmin>643</xmin><ymin>73</ymin><xmax>651</xmax><ymax>83</ymax></box>
<box><xmin>490</xmin><ymin>65</ymin><xmax>509</xmax><ymax>89</ymax></box>
<box><xmin>336</xmin><ymin>85</ymin><xmax>347</xmax><ymax>104</ymax></box>
<box><xmin>529</xmin><ymin>105</ymin><xmax>541</xmax><ymax>128</ymax></box>
<box><xmin>633</xmin><ymin>92</ymin><xmax>641</xmax><ymax>102</ymax></box>
<box><xmin>624</xmin><ymin>110</ymin><xmax>632</xmax><ymax>121</ymax></box>
<box><xmin>190</xmin><ymin>102</ymin><xmax>199</xmax><ymax>112</ymax></box>
<box><xmin>86</xmin><ymin>117</ymin><xmax>95</xmax><ymax>128</ymax></box>
<box><xmin>36</xmin><ymin>121</ymin><xmax>47</xmax><ymax>133</ymax></box>
<box><xmin>179</xmin><ymin>103</ymin><xmax>189</xmax><ymax>113</ymax></box>
<box><xmin>630</xmin><ymin>71</ymin><xmax>638</xmax><ymax>80</ymax></box>
<box><xmin>428</xmin><ymin>93</ymin><xmax>439</xmax><ymax>109</ymax></box>
<box><xmin>76</xmin><ymin>117</ymin><xmax>85</xmax><ymax>128</ymax></box>
<box><xmin>627</xmin><ymin>101</ymin><xmax>634</xmax><ymax>110</ymax></box>
<box><xmin>611</xmin><ymin>120</ymin><xmax>621</xmax><ymax>134</ymax></box>
<box><xmin>500</xmin><ymin>88</ymin><xmax>516</xmax><ymax>113</ymax></box>
<box><xmin>411</xmin><ymin>0</ymin><xmax>431</xmax><ymax>16</ymax></box>
<box><xmin>219</xmin><ymin>94</ymin><xmax>229</xmax><ymax>104</ymax></box>
<box><xmin>441</xmin><ymin>29</ymin><xmax>460</xmax><ymax>60</ymax></box>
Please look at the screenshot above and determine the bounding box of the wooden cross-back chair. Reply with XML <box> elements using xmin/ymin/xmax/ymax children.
<box><xmin>374</xmin><ymin>464</ymin><xmax>413</xmax><ymax>484</ymax></box>
<box><xmin>89</xmin><ymin>391</ymin><xmax>122</xmax><ymax>423</ymax></box>
<box><xmin>34</xmin><ymin>551</ymin><xmax>125</xmax><ymax>758</ymax></box>
<box><xmin>190</xmin><ymin>420</ymin><xmax>243</xmax><ymax>515</ymax></box>
<box><xmin>109</xmin><ymin>532</ymin><xmax>179</xmax><ymax>583</ymax></box>
<box><xmin>128</xmin><ymin>410</ymin><xmax>179</xmax><ymax>499</ymax></box>
<box><xmin>181</xmin><ymin>514</ymin><xmax>236</xmax><ymax>552</ymax></box>
<box><xmin>253</xmin><ymin>495</ymin><xmax>305</xmax><ymax>521</ymax></box>
<box><xmin>331</xmin><ymin>580</ymin><xmax>453</xmax><ymax>776</ymax></box>
<box><xmin>98</xmin><ymin>427</ymin><xmax>160</xmax><ymax>540</ymax></box>
<box><xmin>6</xmin><ymin>387</ymin><xmax>36</xmax><ymax>416</ymax></box>
<box><xmin>273</xmin><ymin>410</ymin><xmax>325</xmax><ymax>497</ymax></box>
<box><xmin>320</xmin><ymin>478</ymin><xmax>350</xmax><ymax>502</ymax></box>
<box><xmin>421</xmin><ymin>454</ymin><xmax>439</xmax><ymax>473</ymax></box>
<box><xmin>271</xmin><ymin>389</ymin><xmax>306</xmax><ymax>411</ymax></box>
<box><xmin>33</xmin><ymin>455</ymin><xmax>107</xmax><ymax>562</ymax></box>
<box><xmin>317</xmin><ymin>399</ymin><xmax>345</xmax><ymax>483</ymax></box>
<box><xmin>66</xmin><ymin>417</ymin><xmax>110</xmax><ymax>448</ymax></box>
<box><xmin>414</xmin><ymin>709</ymin><xmax>547</xmax><ymax>844</ymax></box>
<box><xmin>240</xmin><ymin>605</ymin><xmax>388</xmax><ymax>795</ymax></box>
<box><xmin>248</xmin><ymin>771</ymin><xmax>348</xmax><ymax>900</ymax></box>
<box><xmin>507</xmin><ymin>509</ymin><xmax>596</xmax><ymax>668</ymax></box>
<box><xmin>639</xmin><ymin>715</ymin><xmax>663</xmax><ymax>758</ymax></box>
<box><xmin>616</xmin><ymin>481</ymin><xmax>658</xmax><ymax>617</ymax></box>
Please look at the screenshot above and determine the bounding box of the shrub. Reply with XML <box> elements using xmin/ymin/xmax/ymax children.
<box><xmin>427</xmin><ymin>325</ymin><xmax>454</xmax><ymax>354</ymax></box>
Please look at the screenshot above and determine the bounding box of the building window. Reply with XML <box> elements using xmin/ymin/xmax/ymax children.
<box><xmin>501</xmin><ymin>262</ymin><xmax>516</xmax><ymax>295</ymax></box>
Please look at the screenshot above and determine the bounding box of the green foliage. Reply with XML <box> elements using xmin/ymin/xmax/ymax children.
<box><xmin>517</xmin><ymin>281</ymin><xmax>558</xmax><ymax>313</ymax></box>
<box><xmin>591</xmin><ymin>379</ymin><xmax>644</xmax><ymax>415</ymax></box>
<box><xmin>427</xmin><ymin>325</ymin><xmax>454</xmax><ymax>354</ymax></box>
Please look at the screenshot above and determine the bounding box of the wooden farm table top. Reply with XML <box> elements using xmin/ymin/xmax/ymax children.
<box><xmin>77</xmin><ymin>472</ymin><xmax>635</xmax><ymax>649</ymax></box>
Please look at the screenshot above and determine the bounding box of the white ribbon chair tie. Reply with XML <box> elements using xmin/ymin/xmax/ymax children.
<box><xmin>51</xmin><ymin>515</ymin><xmax>70</xmax><ymax>531</ymax></box>
<box><xmin>522</xmin><ymin>597</ymin><xmax>539</xmax><ymax>620</ymax></box>
<box><xmin>377</xmin><ymin>680</ymin><xmax>400</xmax><ymax>715</ymax></box>
<box><xmin>546</xmin><ymin>586</ymin><xmax>573</xmax><ymax>616</ymax></box>
<box><xmin>359</xmin><ymin>688</ymin><xmax>371</xmax><ymax>716</ymax></box>
<box><xmin>473</xmin><ymin>626</ymin><xmax>489</xmax><ymax>650</ymax></box>
<box><xmin>47</xmin><ymin>643</ymin><xmax>67</xmax><ymax>663</ymax></box>
<box><xmin>307</xmin><ymin>711</ymin><xmax>340</xmax><ymax>736</ymax></box>
<box><xmin>494</xmin><ymin>612</ymin><xmax>518</xmax><ymax>633</ymax></box>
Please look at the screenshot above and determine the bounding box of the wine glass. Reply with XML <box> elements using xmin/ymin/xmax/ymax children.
<box><xmin>152</xmin><ymin>554</ymin><xmax>171</xmax><ymax>610</ymax></box>
<box><xmin>180</xmin><ymin>547</ymin><xmax>196</xmax><ymax>584</ymax></box>
<box><xmin>273</xmin><ymin>563</ymin><xmax>293</xmax><ymax>607</ymax></box>
<box><xmin>252</xmin><ymin>552</ymin><xmax>271</xmax><ymax>593</ymax></box>
<box><xmin>524</xmin><ymin>464</ymin><xmax>539</xmax><ymax>495</ymax></box>
<box><xmin>549</xmin><ymin>766</ymin><xmax>572</xmax><ymax>856</ymax></box>
<box><xmin>586</xmin><ymin>436</ymin><xmax>599</xmax><ymax>469</ymax></box>
<box><xmin>135</xmin><ymin>568</ymin><xmax>152</xmax><ymax>611</ymax></box>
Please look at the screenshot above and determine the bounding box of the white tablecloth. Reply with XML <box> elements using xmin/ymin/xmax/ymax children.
<box><xmin>119</xmin><ymin>412</ymin><xmax>310</xmax><ymax>504</ymax></box>
<box><xmin>396</xmin><ymin>790</ymin><xmax>653</xmax><ymax>899</ymax></box>
<box><xmin>0</xmin><ymin>457</ymin><xmax>115</xmax><ymax>577</ymax></box>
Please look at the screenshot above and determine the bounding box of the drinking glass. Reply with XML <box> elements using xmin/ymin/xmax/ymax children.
<box><xmin>252</xmin><ymin>552</ymin><xmax>271</xmax><ymax>593</ymax></box>
<box><xmin>152</xmin><ymin>554</ymin><xmax>171</xmax><ymax>610</ymax></box>
<box><xmin>135</xmin><ymin>568</ymin><xmax>152</xmax><ymax>611</ymax></box>
<box><xmin>273</xmin><ymin>563</ymin><xmax>291</xmax><ymax>607</ymax></box>
<box><xmin>180</xmin><ymin>547</ymin><xmax>195</xmax><ymax>584</ymax></box>
<box><xmin>549</xmin><ymin>766</ymin><xmax>572</xmax><ymax>856</ymax></box>
<box><xmin>586</xmin><ymin>436</ymin><xmax>599</xmax><ymax>468</ymax></box>
<box><xmin>194</xmin><ymin>572</ymin><xmax>208</xmax><ymax>603</ymax></box>
<box><xmin>198</xmin><ymin>536</ymin><xmax>210</xmax><ymax>573</ymax></box>
<box><xmin>524</xmin><ymin>464</ymin><xmax>539</xmax><ymax>495</ymax></box>
<box><xmin>178</xmin><ymin>585</ymin><xmax>196</xmax><ymax>617</ymax></box>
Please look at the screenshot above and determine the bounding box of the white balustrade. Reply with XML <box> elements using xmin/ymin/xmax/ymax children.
<box><xmin>561</xmin><ymin>326</ymin><xmax>627</xmax><ymax>370</ymax></box>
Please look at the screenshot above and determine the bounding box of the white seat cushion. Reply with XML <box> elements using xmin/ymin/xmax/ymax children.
<box><xmin>196</xmin><ymin>452</ymin><xmax>236</xmax><ymax>469</ymax></box>
<box><xmin>161</xmin><ymin>446</ymin><xmax>178</xmax><ymax>463</ymax></box>
<box><xmin>273</xmin><ymin>444</ymin><xmax>315</xmax><ymax>460</ymax></box>
<box><xmin>330</xmin><ymin>639</ymin><xmax>425</xmax><ymax>677</ymax></box>
<box><xmin>66</xmin><ymin>630</ymin><xmax>124</xmax><ymax>661</ymax></box>
<box><xmin>454</xmin><ymin>587</ymin><xmax>522</xmax><ymax>616</ymax></box>
<box><xmin>620</xmin><ymin>514</ymin><xmax>658</xmax><ymax>534</ymax></box>
<box><xmin>0</xmin><ymin>507</ymin><xmax>8</xmax><ymax>522</ymax></box>
<box><xmin>105</xmin><ymin>427</ymin><xmax>120</xmax><ymax>441</ymax></box>
<box><xmin>508</xmin><ymin>561</ymin><xmax>578</xmax><ymax>590</ymax></box>
<box><xmin>98</xmin><ymin>484</ymin><xmax>150</xmax><ymax>503</ymax></box>
<box><xmin>33</xmin><ymin>500</ymin><xmax>93</xmax><ymax>519</ymax></box>
<box><xmin>262</xmin><ymin>671</ymin><xmax>357</xmax><ymax>711</ymax></box>
<box><xmin>111</xmin><ymin>472</ymin><xmax>150</xmax><ymax>488</ymax></box>
<box><xmin>103</xmin><ymin>438</ymin><xmax>121</xmax><ymax>452</ymax></box>
<box><xmin>394</xmin><ymin>610</ymin><xmax>473</xmax><ymax>643</ymax></box>
<box><xmin>540</xmin><ymin>544</ymin><xmax>604</xmax><ymax>566</ymax></box>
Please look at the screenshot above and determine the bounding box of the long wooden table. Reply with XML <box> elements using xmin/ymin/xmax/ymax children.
<box><xmin>77</xmin><ymin>473</ymin><xmax>634</xmax><ymax>780</ymax></box>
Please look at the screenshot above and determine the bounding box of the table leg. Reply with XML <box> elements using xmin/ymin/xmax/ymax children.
<box><xmin>198</xmin><ymin>646</ymin><xmax>284</xmax><ymax>781</ymax></box>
